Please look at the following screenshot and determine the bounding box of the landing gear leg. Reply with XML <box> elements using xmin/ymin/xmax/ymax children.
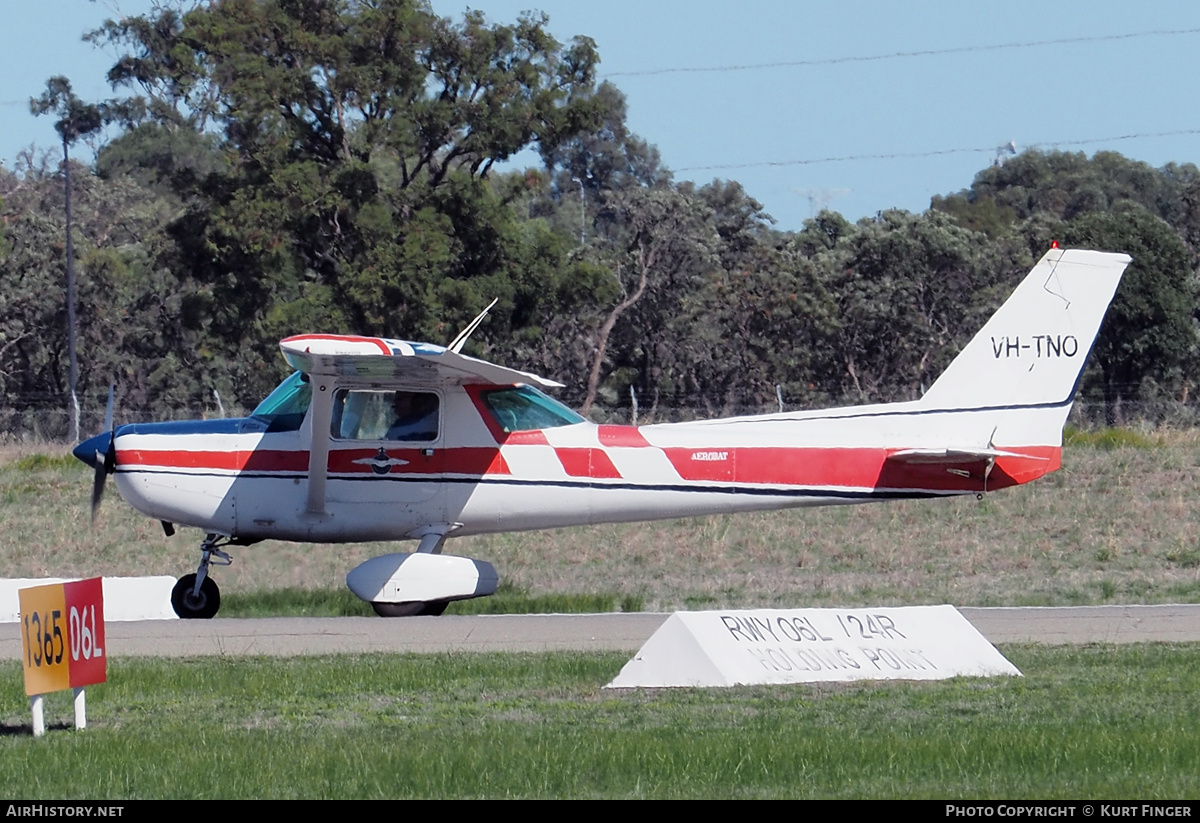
<box><xmin>171</xmin><ymin>533</ymin><xmax>233</xmax><ymax>619</ymax></box>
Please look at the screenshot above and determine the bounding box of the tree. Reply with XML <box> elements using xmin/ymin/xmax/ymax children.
<box><xmin>581</xmin><ymin>186</ymin><xmax>719</xmax><ymax>416</ymax></box>
<box><xmin>30</xmin><ymin>76</ymin><xmax>106</xmax><ymax>441</ymax></box>
<box><xmin>815</xmin><ymin>210</ymin><xmax>1016</xmax><ymax>403</ymax></box>
<box><xmin>665</xmin><ymin>180</ymin><xmax>835</xmax><ymax>416</ymax></box>
<box><xmin>1062</xmin><ymin>206</ymin><xmax>1198</xmax><ymax>424</ymax></box>
<box><xmin>86</xmin><ymin>0</ymin><xmax>620</xmax><ymax>406</ymax></box>
<box><xmin>0</xmin><ymin>153</ymin><xmax>196</xmax><ymax>429</ymax></box>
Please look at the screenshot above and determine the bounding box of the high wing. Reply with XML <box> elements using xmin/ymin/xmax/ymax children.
<box><xmin>279</xmin><ymin>334</ymin><xmax>562</xmax><ymax>389</ymax></box>
<box><xmin>278</xmin><ymin>334</ymin><xmax>561</xmax><ymax>518</ymax></box>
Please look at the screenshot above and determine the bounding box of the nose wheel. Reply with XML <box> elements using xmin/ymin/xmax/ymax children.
<box><xmin>171</xmin><ymin>574</ymin><xmax>221</xmax><ymax>619</ymax></box>
<box><xmin>172</xmin><ymin>533</ymin><xmax>233</xmax><ymax>619</ymax></box>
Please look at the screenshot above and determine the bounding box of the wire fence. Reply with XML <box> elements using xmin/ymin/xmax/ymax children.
<box><xmin>2</xmin><ymin>398</ymin><xmax>1195</xmax><ymax>446</ymax></box>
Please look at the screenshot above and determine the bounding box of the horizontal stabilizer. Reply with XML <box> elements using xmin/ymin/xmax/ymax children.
<box><xmin>886</xmin><ymin>447</ymin><xmax>1048</xmax><ymax>465</ymax></box>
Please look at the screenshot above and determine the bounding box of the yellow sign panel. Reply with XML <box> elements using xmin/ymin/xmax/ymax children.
<box><xmin>19</xmin><ymin>583</ymin><xmax>70</xmax><ymax>696</ymax></box>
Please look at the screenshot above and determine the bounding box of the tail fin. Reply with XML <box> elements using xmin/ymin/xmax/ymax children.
<box><xmin>918</xmin><ymin>248</ymin><xmax>1130</xmax><ymax>412</ymax></box>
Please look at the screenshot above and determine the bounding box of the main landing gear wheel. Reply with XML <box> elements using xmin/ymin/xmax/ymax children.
<box><xmin>171</xmin><ymin>574</ymin><xmax>221</xmax><ymax>619</ymax></box>
<box><xmin>371</xmin><ymin>600</ymin><xmax>449</xmax><ymax>617</ymax></box>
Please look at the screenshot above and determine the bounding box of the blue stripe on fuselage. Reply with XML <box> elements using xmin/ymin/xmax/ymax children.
<box><xmin>117</xmin><ymin>418</ymin><xmax>250</xmax><ymax>436</ymax></box>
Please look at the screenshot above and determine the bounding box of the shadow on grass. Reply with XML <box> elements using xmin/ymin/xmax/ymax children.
<box><xmin>220</xmin><ymin>582</ymin><xmax>644</xmax><ymax>618</ymax></box>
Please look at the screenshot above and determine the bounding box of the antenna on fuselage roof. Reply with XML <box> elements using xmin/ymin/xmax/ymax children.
<box><xmin>447</xmin><ymin>298</ymin><xmax>499</xmax><ymax>353</ymax></box>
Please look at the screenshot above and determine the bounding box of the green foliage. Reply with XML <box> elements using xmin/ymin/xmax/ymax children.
<box><xmin>1064</xmin><ymin>206</ymin><xmax>1198</xmax><ymax>424</ymax></box>
<box><xmin>0</xmin><ymin>157</ymin><xmax>209</xmax><ymax>425</ymax></box>
<box><xmin>1062</xmin><ymin>426</ymin><xmax>1160</xmax><ymax>450</ymax></box>
<box><xmin>804</xmin><ymin>209</ymin><xmax>1025</xmax><ymax>403</ymax></box>
<box><xmin>29</xmin><ymin>76</ymin><xmax>104</xmax><ymax>146</ymax></box>
<box><xmin>12</xmin><ymin>453</ymin><xmax>77</xmax><ymax>471</ymax></box>
<box><xmin>76</xmin><ymin>0</ymin><xmax>622</xmax><ymax>409</ymax></box>
<box><xmin>217</xmin><ymin>582</ymin><xmax>644</xmax><ymax>617</ymax></box>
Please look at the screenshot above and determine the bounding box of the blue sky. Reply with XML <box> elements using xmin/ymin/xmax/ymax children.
<box><xmin>5</xmin><ymin>1</ymin><xmax>1200</xmax><ymax>231</ymax></box>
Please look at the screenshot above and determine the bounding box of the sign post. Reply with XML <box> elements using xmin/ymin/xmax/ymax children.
<box><xmin>18</xmin><ymin>578</ymin><xmax>106</xmax><ymax>736</ymax></box>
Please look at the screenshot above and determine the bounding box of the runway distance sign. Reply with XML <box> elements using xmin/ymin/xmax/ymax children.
<box><xmin>19</xmin><ymin>578</ymin><xmax>107</xmax><ymax>696</ymax></box>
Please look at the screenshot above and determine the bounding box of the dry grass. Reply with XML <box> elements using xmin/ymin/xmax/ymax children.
<box><xmin>3</xmin><ymin>434</ymin><xmax>1199</xmax><ymax>609</ymax></box>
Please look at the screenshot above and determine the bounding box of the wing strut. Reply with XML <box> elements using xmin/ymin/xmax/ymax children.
<box><xmin>305</xmin><ymin>376</ymin><xmax>334</xmax><ymax>515</ymax></box>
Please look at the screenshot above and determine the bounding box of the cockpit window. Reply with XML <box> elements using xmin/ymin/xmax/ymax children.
<box><xmin>332</xmin><ymin>389</ymin><xmax>439</xmax><ymax>441</ymax></box>
<box><xmin>479</xmin><ymin>386</ymin><xmax>585</xmax><ymax>433</ymax></box>
<box><xmin>251</xmin><ymin>372</ymin><xmax>312</xmax><ymax>432</ymax></box>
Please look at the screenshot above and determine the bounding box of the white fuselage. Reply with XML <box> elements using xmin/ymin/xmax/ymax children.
<box><xmin>111</xmin><ymin>382</ymin><xmax>1061</xmax><ymax>545</ymax></box>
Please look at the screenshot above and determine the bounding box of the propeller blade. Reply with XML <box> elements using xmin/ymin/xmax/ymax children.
<box><xmin>90</xmin><ymin>451</ymin><xmax>107</xmax><ymax>523</ymax></box>
<box><xmin>82</xmin><ymin>384</ymin><xmax>117</xmax><ymax>524</ymax></box>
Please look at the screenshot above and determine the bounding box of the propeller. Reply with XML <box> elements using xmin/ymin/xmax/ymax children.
<box><xmin>72</xmin><ymin>385</ymin><xmax>116</xmax><ymax>522</ymax></box>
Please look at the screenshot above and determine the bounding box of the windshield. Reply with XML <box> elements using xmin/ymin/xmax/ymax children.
<box><xmin>478</xmin><ymin>386</ymin><xmax>586</xmax><ymax>433</ymax></box>
<box><xmin>251</xmin><ymin>372</ymin><xmax>312</xmax><ymax>431</ymax></box>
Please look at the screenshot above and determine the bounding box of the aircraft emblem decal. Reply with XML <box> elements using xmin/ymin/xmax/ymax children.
<box><xmin>353</xmin><ymin>448</ymin><xmax>410</xmax><ymax>475</ymax></box>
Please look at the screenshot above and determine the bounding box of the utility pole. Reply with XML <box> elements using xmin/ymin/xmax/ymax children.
<box><xmin>31</xmin><ymin>77</ymin><xmax>103</xmax><ymax>443</ymax></box>
<box><xmin>63</xmin><ymin>134</ymin><xmax>79</xmax><ymax>443</ymax></box>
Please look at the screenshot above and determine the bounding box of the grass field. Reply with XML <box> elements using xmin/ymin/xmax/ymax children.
<box><xmin>2</xmin><ymin>432</ymin><xmax>1198</xmax><ymax>611</ymax></box>
<box><xmin>1</xmin><ymin>644</ymin><xmax>1197</xmax><ymax>799</ymax></box>
<box><xmin>2</xmin><ymin>436</ymin><xmax>1198</xmax><ymax>798</ymax></box>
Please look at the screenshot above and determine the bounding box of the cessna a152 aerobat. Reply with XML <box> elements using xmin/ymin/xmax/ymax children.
<box><xmin>74</xmin><ymin>247</ymin><xmax>1130</xmax><ymax>618</ymax></box>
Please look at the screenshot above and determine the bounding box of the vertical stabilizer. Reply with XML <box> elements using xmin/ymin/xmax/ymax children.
<box><xmin>918</xmin><ymin>248</ymin><xmax>1130</xmax><ymax>412</ymax></box>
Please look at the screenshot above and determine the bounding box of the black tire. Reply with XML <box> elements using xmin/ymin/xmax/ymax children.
<box><xmin>371</xmin><ymin>600</ymin><xmax>449</xmax><ymax>617</ymax></box>
<box><xmin>171</xmin><ymin>574</ymin><xmax>221</xmax><ymax>619</ymax></box>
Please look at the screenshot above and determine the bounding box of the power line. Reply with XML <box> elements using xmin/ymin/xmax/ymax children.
<box><xmin>676</xmin><ymin>128</ymin><xmax>1200</xmax><ymax>173</ymax></box>
<box><xmin>607</xmin><ymin>28</ymin><xmax>1200</xmax><ymax>78</ymax></box>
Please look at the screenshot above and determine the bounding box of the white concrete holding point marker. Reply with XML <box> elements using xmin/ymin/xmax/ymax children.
<box><xmin>0</xmin><ymin>577</ymin><xmax>178</xmax><ymax>623</ymax></box>
<box><xmin>605</xmin><ymin>605</ymin><xmax>1021</xmax><ymax>688</ymax></box>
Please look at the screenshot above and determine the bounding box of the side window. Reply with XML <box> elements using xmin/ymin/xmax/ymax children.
<box><xmin>479</xmin><ymin>386</ymin><xmax>586</xmax><ymax>432</ymax></box>
<box><xmin>332</xmin><ymin>390</ymin><xmax>439</xmax><ymax>441</ymax></box>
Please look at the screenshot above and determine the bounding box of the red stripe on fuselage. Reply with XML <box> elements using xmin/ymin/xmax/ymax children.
<box><xmin>598</xmin><ymin>425</ymin><xmax>650</xmax><ymax>447</ymax></box>
<box><xmin>120</xmin><ymin>449</ymin><xmax>308</xmax><ymax>472</ymax></box>
<box><xmin>117</xmin><ymin>443</ymin><xmax>1059</xmax><ymax>492</ymax></box>
<box><xmin>445</xmin><ymin>448</ymin><xmax>510</xmax><ymax>475</ymax></box>
<box><xmin>120</xmin><ymin>446</ymin><xmax>512</xmax><ymax>476</ymax></box>
<box><xmin>663</xmin><ymin>445</ymin><xmax>1060</xmax><ymax>491</ymax></box>
<box><xmin>553</xmin><ymin>448</ymin><xmax>623</xmax><ymax>479</ymax></box>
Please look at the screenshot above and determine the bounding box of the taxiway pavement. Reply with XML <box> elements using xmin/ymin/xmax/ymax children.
<box><xmin>2</xmin><ymin>605</ymin><xmax>1198</xmax><ymax>659</ymax></box>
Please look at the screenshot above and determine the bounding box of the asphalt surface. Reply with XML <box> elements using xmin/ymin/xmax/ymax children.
<box><xmin>2</xmin><ymin>605</ymin><xmax>1198</xmax><ymax>659</ymax></box>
